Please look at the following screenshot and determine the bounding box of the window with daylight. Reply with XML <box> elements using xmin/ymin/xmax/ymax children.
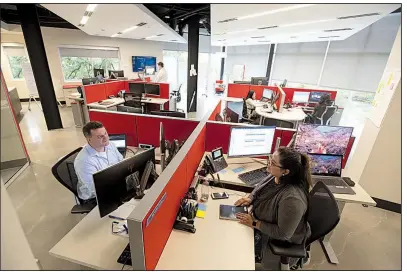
<box><xmin>2</xmin><ymin>45</ymin><xmax>29</xmax><ymax>79</ymax></box>
<box><xmin>59</xmin><ymin>46</ymin><xmax>120</xmax><ymax>81</ymax></box>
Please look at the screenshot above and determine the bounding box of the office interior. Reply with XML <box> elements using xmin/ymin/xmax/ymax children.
<box><xmin>0</xmin><ymin>3</ymin><xmax>401</xmax><ymax>271</ymax></box>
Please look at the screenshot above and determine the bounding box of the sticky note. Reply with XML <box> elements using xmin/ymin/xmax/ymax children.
<box><xmin>232</xmin><ymin>167</ymin><xmax>245</xmax><ymax>173</ymax></box>
<box><xmin>196</xmin><ymin>203</ymin><xmax>207</xmax><ymax>218</ymax></box>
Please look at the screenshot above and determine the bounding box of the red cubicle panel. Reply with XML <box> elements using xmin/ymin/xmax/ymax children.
<box><xmin>227</xmin><ymin>83</ymin><xmax>250</xmax><ymax>98</ymax></box>
<box><xmin>136</xmin><ymin>115</ymin><xmax>198</xmax><ymax>147</ymax></box>
<box><xmin>83</xmin><ymin>84</ymin><xmax>107</xmax><ymax>103</ymax></box>
<box><xmin>250</xmin><ymin>85</ymin><xmax>279</xmax><ymax>100</ymax></box>
<box><xmin>343</xmin><ymin>136</ymin><xmax>355</xmax><ymax>168</ymax></box>
<box><xmin>142</xmin><ymin>125</ymin><xmax>206</xmax><ymax>270</ymax></box>
<box><xmin>88</xmin><ymin>111</ymin><xmax>138</xmax><ymax>146</ymax></box>
<box><xmin>282</xmin><ymin>88</ymin><xmax>337</xmax><ymax>104</ymax></box>
<box><xmin>104</xmin><ymin>81</ymin><xmax>125</xmax><ymax>97</ymax></box>
<box><xmin>208</xmin><ymin>101</ymin><xmax>221</xmax><ymax>121</ymax></box>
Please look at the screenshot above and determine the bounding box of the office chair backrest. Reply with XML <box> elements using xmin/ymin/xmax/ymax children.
<box><xmin>117</xmin><ymin>105</ymin><xmax>142</xmax><ymax>114</ymax></box>
<box><xmin>321</xmin><ymin>106</ymin><xmax>338</xmax><ymax>125</ymax></box>
<box><xmin>76</xmin><ymin>86</ymin><xmax>83</xmax><ymax>98</ymax></box>
<box><xmin>215</xmin><ymin>113</ymin><xmax>224</xmax><ymax>122</ymax></box>
<box><xmin>51</xmin><ymin>147</ymin><xmax>83</xmax><ymax>203</ymax></box>
<box><xmin>123</xmin><ymin>93</ymin><xmax>142</xmax><ymax>109</ymax></box>
<box><xmin>306</xmin><ymin>181</ymin><xmax>340</xmax><ymax>246</ymax></box>
<box><xmin>242</xmin><ymin>98</ymin><xmax>249</xmax><ymax>118</ymax></box>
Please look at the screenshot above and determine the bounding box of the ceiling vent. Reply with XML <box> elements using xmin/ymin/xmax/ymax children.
<box><xmin>318</xmin><ymin>36</ymin><xmax>340</xmax><ymax>38</ymax></box>
<box><xmin>218</xmin><ymin>18</ymin><xmax>238</xmax><ymax>23</ymax></box>
<box><xmin>157</xmin><ymin>34</ymin><xmax>164</xmax><ymax>36</ymax></box>
<box><xmin>258</xmin><ymin>40</ymin><xmax>271</xmax><ymax>42</ymax></box>
<box><xmin>84</xmin><ymin>11</ymin><xmax>93</xmax><ymax>17</ymax></box>
<box><xmin>251</xmin><ymin>36</ymin><xmax>265</xmax><ymax>39</ymax></box>
<box><xmin>257</xmin><ymin>25</ymin><xmax>278</xmax><ymax>30</ymax></box>
<box><xmin>338</xmin><ymin>13</ymin><xmax>380</xmax><ymax>19</ymax></box>
<box><xmin>136</xmin><ymin>22</ymin><xmax>147</xmax><ymax>27</ymax></box>
<box><xmin>324</xmin><ymin>28</ymin><xmax>353</xmax><ymax>32</ymax></box>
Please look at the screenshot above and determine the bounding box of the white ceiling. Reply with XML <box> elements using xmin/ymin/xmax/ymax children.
<box><xmin>211</xmin><ymin>4</ymin><xmax>401</xmax><ymax>46</ymax></box>
<box><xmin>41</xmin><ymin>4</ymin><xmax>186</xmax><ymax>43</ymax></box>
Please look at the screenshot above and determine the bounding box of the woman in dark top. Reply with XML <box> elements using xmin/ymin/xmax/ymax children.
<box><xmin>235</xmin><ymin>147</ymin><xmax>312</xmax><ymax>270</ymax></box>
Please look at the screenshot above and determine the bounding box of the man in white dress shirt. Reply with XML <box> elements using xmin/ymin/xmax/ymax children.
<box><xmin>154</xmin><ymin>61</ymin><xmax>168</xmax><ymax>83</ymax></box>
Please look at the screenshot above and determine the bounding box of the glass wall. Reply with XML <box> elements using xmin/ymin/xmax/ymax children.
<box><xmin>1</xmin><ymin>72</ymin><xmax>29</xmax><ymax>186</ymax></box>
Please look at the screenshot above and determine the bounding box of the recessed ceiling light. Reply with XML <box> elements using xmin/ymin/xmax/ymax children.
<box><xmin>80</xmin><ymin>16</ymin><xmax>89</xmax><ymax>25</ymax></box>
<box><xmin>145</xmin><ymin>35</ymin><xmax>158</xmax><ymax>39</ymax></box>
<box><xmin>237</xmin><ymin>4</ymin><xmax>315</xmax><ymax>20</ymax></box>
<box><xmin>121</xmin><ymin>25</ymin><xmax>139</xmax><ymax>34</ymax></box>
<box><xmin>86</xmin><ymin>4</ymin><xmax>98</xmax><ymax>12</ymax></box>
<box><xmin>165</xmin><ymin>15</ymin><xmax>170</xmax><ymax>19</ymax></box>
<box><xmin>251</xmin><ymin>36</ymin><xmax>265</xmax><ymax>39</ymax></box>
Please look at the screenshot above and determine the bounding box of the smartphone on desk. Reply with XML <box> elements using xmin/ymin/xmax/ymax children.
<box><xmin>211</xmin><ymin>192</ymin><xmax>229</xmax><ymax>200</ymax></box>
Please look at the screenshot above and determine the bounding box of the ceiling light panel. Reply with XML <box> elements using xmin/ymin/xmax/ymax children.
<box><xmin>237</xmin><ymin>4</ymin><xmax>315</xmax><ymax>20</ymax></box>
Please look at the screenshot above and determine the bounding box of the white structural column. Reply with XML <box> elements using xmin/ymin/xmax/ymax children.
<box><xmin>317</xmin><ymin>40</ymin><xmax>330</xmax><ymax>87</ymax></box>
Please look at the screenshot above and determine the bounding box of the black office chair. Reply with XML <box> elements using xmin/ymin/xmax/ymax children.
<box><xmin>170</xmin><ymin>84</ymin><xmax>182</xmax><ymax>103</ymax></box>
<box><xmin>51</xmin><ymin>147</ymin><xmax>96</xmax><ymax>214</ymax></box>
<box><xmin>316</xmin><ymin>105</ymin><xmax>338</xmax><ymax>125</ymax></box>
<box><xmin>117</xmin><ymin>104</ymin><xmax>142</xmax><ymax>114</ymax></box>
<box><xmin>240</xmin><ymin>98</ymin><xmax>255</xmax><ymax>124</ymax></box>
<box><xmin>269</xmin><ymin>182</ymin><xmax>340</xmax><ymax>270</ymax></box>
<box><xmin>215</xmin><ymin>113</ymin><xmax>224</xmax><ymax>122</ymax></box>
<box><xmin>76</xmin><ymin>86</ymin><xmax>83</xmax><ymax>98</ymax></box>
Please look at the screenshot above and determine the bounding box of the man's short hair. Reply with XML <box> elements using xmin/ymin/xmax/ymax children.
<box><xmin>158</xmin><ymin>62</ymin><xmax>164</xmax><ymax>68</ymax></box>
<box><xmin>82</xmin><ymin>121</ymin><xmax>104</xmax><ymax>137</ymax></box>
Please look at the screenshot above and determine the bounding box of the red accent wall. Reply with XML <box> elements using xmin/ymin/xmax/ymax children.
<box><xmin>88</xmin><ymin>111</ymin><xmax>138</xmax><ymax>146</ymax></box>
<box><xmin>136</xmin><ymin>116</ymin><xmax>198</xmax><ymax>147</ymax></box>
<box><xmin>83</xmin><ymin>84</ymin><xmax>107</xmax><ymax>103</ymax></box>
<box><xmin>105</xmin><ymin>81</ymin><xmax>125</xmax><ymax>97</ymax></box>
<box><xmin>208</xmin><ymin>101</ymin><xmax>222</xmax><ymax>121</ymax></box>
<box><xmin>142</xmin><ymin>126</ymin><xmax>206</xmax><ymax>270</ymax></box>
<box><xmin>282</xmin><ymin>88</ymin><xmax>337</xmax><ymax>104</ymax></box>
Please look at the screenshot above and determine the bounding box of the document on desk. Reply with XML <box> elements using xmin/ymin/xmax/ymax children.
<box><xmin>109</xmin><ymin>202</ymin><xmax>138</xmax><ymax>220</ymax></box>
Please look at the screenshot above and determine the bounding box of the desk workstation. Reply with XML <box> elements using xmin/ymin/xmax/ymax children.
<box><xmin>50</xmin><ymin>99</ymin><xmax>372</xmax><ymax>270</ymax></box>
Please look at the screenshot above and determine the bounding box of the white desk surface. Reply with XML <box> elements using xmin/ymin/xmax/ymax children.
<box><xmin>156</xmin><ymin>185</ymin><xmax>255</xmax><ymax>270</ymax></box>
<box><xmin>255</xmin><ymin>107</ymin><xmax>307</xmax><ymax>122</ymax></box>
<box><xmin>49</xmin><ymin>203</ymin><xmax>134</xmax><ymax>270</ymax></box>
<box><xmin>67</xmin><ymin>93</ymin><xmax>84</xmax><ymax>101</ymax></box>
<box><xmin>87</xmin><ymin>97</ymin><xmax>169</xmax><ymax>109</ymax></box>
<box><xmin>204</xmin><ymin>155</ymin><xmax>376</xmax><ymax>207</ymax></box>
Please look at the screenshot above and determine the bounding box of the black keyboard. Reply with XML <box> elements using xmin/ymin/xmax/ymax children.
<box><xmin>313</xmin><ymin>177</ymin><xmax>346</xmax><ymax>187</ymax></box>
<box><xmin>117</xmin><ymin>243</ymin><xmax>132</xmax><ymax>266</ymax></box>
<box><xmin>238</xmin><ymin>167</ymin><xmax>269</xmax><ymax>186</ymax></box>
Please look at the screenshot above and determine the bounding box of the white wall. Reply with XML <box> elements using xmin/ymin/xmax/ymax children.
<box><xmin>346</xmin><ymin>28</ymin><xmax>401</xmax><ymax>204</ymax></box>
<box><xmin>1</xmin><ymin>182</ymin><xmax>39</xmax><ymax>270</ymax></box>
<box><xmin>1</xmin><ymin>26</ymin><xmax>166</xmax><ymax>99</ymax></box>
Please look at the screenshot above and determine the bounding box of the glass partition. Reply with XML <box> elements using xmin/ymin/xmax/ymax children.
<box><xmin>1</xmin><ymin>71</ymin><xmax>29</xmax><ymax>185</ymax></box>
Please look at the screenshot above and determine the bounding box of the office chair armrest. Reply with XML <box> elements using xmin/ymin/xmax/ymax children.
<box><xmin>269</xmin><ymin>241</ymin><xmax>307</xmax><ymax>258</ymax></box>
<box><xmin>71</xmin><ymin>202</ymin><xmax>96</xmax><ymax>214</ymax></box>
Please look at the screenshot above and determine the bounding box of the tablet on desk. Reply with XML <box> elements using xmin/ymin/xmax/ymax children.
<box><xmin>219</xmin><ymin>205</ymin><xmax>248</xmax><ymax>221</ymax></box>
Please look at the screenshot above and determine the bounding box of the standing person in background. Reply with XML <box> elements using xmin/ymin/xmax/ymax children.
<box><xmin>154</xmin><ymin>62</ymin><xmax>168</xmax><ymax>83</ymax></box>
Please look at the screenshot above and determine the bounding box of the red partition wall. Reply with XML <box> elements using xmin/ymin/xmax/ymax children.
<box><xmin>282</xmin><ymin>88</ymin><xmax>337</xmax><ymax>104</ymax></box>
<box><xmin>88</xmin><ymin>111</ymin><xmax>138</xmax><ymax>146</ymax></box>
<box><xmin>250</xmin><ymin>85</ymin><xmax>279</xmax><ymax>100</ymax></box>
<box><xmin>83</xmin><ymin>84</ymin><xmax>107</xmax><ymax>103</ymax></box>
<box><xmin>227</xmin><ymin>83</ymin><xmax>250</xmax><ymax>98</ymax></box>
<box><xmin>343</xmin><ymin>136</ymin><xmax>355</xmax><ymax>168</ymax></box>
<box><xmin>105</xmin><ymin>81</ymin><xmax>125</xmax><ymax>97</ymax></box>
<box><xmin>141</xmin><ymin>125</ymin><xmax>206</xmax><ymax>270</ymax></box>
<box><xmin>208</xmin><ymin>101</ymin><xmax>221</xmax><ymax>121</ymax></box>
<box><xmin>136</xmin><ymin>115</ymin><xmax>198</xmax><ymax>147</ymax></box>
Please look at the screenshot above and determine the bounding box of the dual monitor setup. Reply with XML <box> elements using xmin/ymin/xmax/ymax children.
<box><xmin>82</xmin><ymin>69</ymin><xmax>125</xmax><ymax>85</ymax></box>
<box><xmin>209</xmin><ymin>123</ymin><xmax>354</xmax><ymax>194</ymax></box>
<box><xmin>292</xmin><ymin>91</ymin><xmax>332</xmax><ymax>104</ymax></box>
<box><xmin>129</xmin><ymin>82</ymin><xmax>160</xmax><ymax>96</ymax></box>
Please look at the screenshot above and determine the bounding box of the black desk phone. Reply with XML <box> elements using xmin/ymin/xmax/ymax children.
<box><xmin>204</xmin><ymin>147</ymin><xmax>228</xmax><ymax>174</ymax></box>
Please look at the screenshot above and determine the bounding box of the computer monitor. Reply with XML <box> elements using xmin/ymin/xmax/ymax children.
<box><xmin>233</xmin><ymin>81</ymin><xmax>251</xmax><ymax>84</ymax></box>
<box><xmin>145</xmin><ymin>66</ymin><xmax>155</xmax><ymax>75</ymax></box>
<box><xmin>309</xmin><ymin>92</ymin><xmax>331</xmax><ymax>103</ymax></box>
<box><xmin>109</xmin><ymin>134</ymin><xmax>126</xmax><ymax>157</ymax></box>
<box><xmin>129</xmin><ymin>83</ymin><xmax>145</xmax><ymax>96</ymax></box>
<box><xmin>82</xmin><ymin>77</ymin><xmax>98</xmax><ymax>85</ymax></box>
<box><xmin>108</xmin><ymin>70</ymin><xmax>124</xmax><ymax>79</ymax></box>
<box><xmin>145</xmin><ymin>84</ymin><xmax>160</xmax><ymax>96</ymax></box>
<box><xmin>94</xmin><ymin>69</ymin><xmax>105</xmax><ymax>78</ymax></box>
<box><xmin>293</xmin><ymin>124</ymin><xmax>353</xmax><ymax>155</ymax></box>
<box><xmin>228</xmin><ymin>126</ymin><xmax>276</xmax><ymax>158</ymax></box>
<box><xmin>262</xmin><ymin>89</ymin><xmax>273</xmax><ymax>100</ymax></box>
<box><xmin>292</xmin><ymin>91</ymin><xmax>310</xmax><ymax>103</ymax></box>
<box><xmin>225</xmin><ymin>107</ymin><xmax>239</xmax><ymax>123</ymax></box>
<box><xmin>93</xmin><ymin>148</ymin><xmax>156</xmax><ymax>218</ymax></box>
<box><xmin>308</xmin><ymin>154</ymin><xmax>343</xmax><ymax>177</ymax></box>
<box><xmin>150</xmin><ymin>110</ymin><xmax>185</xmax><ymax>118</ymax></box>
<box><xmin>251</xmin><ymin>77</ymin><xmax>268</xmax><ymax>86</ymax></box>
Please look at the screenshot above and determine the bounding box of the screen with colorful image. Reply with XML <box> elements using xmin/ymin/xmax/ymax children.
<box><xmin>294</xmin><ymin>124</ymin><xmax>353</xmax><ymax>155</ymax></box>
<box><xmin>308</xmin><ymin>154</ymin><xmax>342</xmax><ymax>177</ymax></box>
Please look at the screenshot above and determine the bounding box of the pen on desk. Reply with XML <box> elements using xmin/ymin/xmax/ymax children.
<box><xmin>123</xmin><ymin>224</ymin><xmax>128</xmax><ymax>234</ymax></box>
<box><xmin>109</xmin><ymin>215</ymin><xmax>126</xmax><ymax>221</ymax></box>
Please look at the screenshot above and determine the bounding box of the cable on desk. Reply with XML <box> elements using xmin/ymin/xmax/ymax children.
<box><xmin>126</xmin><ymin>148</ymin><xmax>136</xmax><ymax>155</ymax></box>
